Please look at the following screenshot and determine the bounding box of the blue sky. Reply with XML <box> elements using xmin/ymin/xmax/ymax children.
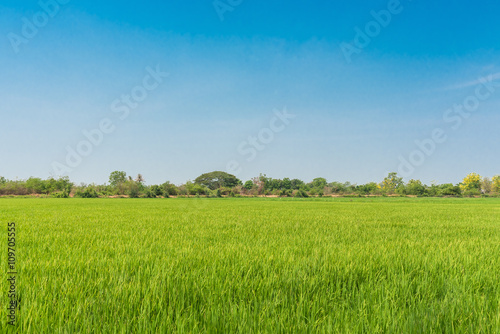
<box><xmin>1</xmin><ymin>0</ymin><xmax>499</xmax><ymax>185</ymax></box>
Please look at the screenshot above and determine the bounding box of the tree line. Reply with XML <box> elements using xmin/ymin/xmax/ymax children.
<box><xmin>0</xmin><ymin>171</ymin><xmax>499</xmax><ymax>198</ymax></box>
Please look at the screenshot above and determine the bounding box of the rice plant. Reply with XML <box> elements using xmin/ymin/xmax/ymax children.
<box><xmin>1</xmin><ymin>197</ymin><xmax>499</xmax><ymax>333</ymax></box>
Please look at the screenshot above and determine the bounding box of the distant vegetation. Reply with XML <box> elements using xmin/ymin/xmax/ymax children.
<box><xmin>1</xmin><ymin>171</ymin><xmax>499</xmax><ymax>198</ymax></box>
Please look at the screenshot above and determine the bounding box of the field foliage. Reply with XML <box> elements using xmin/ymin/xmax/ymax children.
<box><xmin>1</xmin><ymin>198</ymin><xmax>499</xmax><ymax>333</ymax></box>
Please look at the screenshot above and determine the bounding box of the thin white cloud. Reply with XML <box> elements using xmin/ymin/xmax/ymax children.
<box><xmin>444</xmin><ymin>71</ymin><xmax>500</xmax><ymax>91</ymax></box>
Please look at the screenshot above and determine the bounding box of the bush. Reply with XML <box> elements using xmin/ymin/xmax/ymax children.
<box><xmin>406</xmin><ymin>180</ymin><xmax>426</xmax><ymax>196</ymax></box>
<box><xmin>280</xmin><ymin>189</ymin><xmax>292</xmax><ymax>197</ymax></box>
<box><xmin>218</xmin><ymin>187</ymin><xmax>232</xmax><ymax>196</ymax></box>
<box><xmin>294</xmin><ymin>189</ymin><xmax>309</xmax><ymax>198</ymax></box>
<box><xmin>162</xmin><ymin>182</ymin><xmax>179</xmax><ymax>196</ymax></box>
<box><xmin>243</xmin><ymin>180</ymin><xmax>254</xmax><ymax>190</ymax></box>
<box><xmin>185</xmin><ymin>182</ymin><xmax>208</xmax><ymax>196</ymax></box>
<box><xmin>439</xmin><ymin>184</ymin><xmax>462</xmax><ymax>197</ymax></box>
<box><xmin>463</xmin><ymin>189</ymin><xmax>481</xmax><ymax>197</ymax></box>
<box><xmin>51</xmin><ymin>191</ymin><xmax>69</xmax><ymax>198</ymax></box>
<box><xmin>353</xmin><ymin>183</ymin><xmax>380</xmax><ymax>195</ymax></box>
<box><xmin>142</xmin><ymin>189</ymin><xmax>155</xmax><ymax>198</ymax></box>
<box><xmin>129</xmin><ymin>187</ymin><xmax>140</xmax><ymax>198</ymax></box>
<box><xmin>206</xmin><ymin>190</ymin><xmax>217</xmax><ymax>198</ymax></box>
<box><xmin>150</xmin><ymin>185</ymin><xmax>163</xmax><ymax>197</ymax></box>
<box><xmin>75</xmin><ymin>188</ymin><xmax>99</xmax><ymax>198</ymax></box>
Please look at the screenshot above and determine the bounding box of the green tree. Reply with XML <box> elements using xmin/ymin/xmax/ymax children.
<box><xmin>282</xmin><ymin>178</ymin><xmax>292</xmax><ymax>190</ymax></box>
<box><xmin>381</xmin><ymin>172</ymin><xmax>403</xmax><ymax>194</ymax></box>
<box><xmin>312</xmin><ymin>177</ymin><xmax>327</xmax><ymax>189</ymax></box>
<box><xmin>406</xmin><ymin>179</ymin><xmax>426</xmax><ymax>196</ymax></box>
<box><xmin>267</xmin><ymin>178</ymin><xmax>283</xmax><ymax>191</ymax></box>
<box><xmin>26</xmin><ymin>177</ymin><xmax>46</xmax><ymax>194</ymax></box>
<box><xmin>161</xmin><ymin>181</ymin><xmax>179</xmax><ymax>197</ymax></box>
<box><xmin>439</xmin><ymin>184</ymin><xmax>462</xmax><ymax>196</ymax></box>
<box><xmin>150</xmin><ymin>185</ymin><xmax>163</xmax><ymax>197</ymax></box>
<box><xmin>243</xmin><ymin>180</ymin><xmax>254</xmax><ymax>190</ymax></box>
<box><xmin>329</xmin><ymin>182</ymin><xmax>348</xmax><ymax>194</ymax></box>
<box><xmin>109</xmin><ymin>171</ymin><xmax>127</xmax><ymax>187</ymax></box>
<box><xmin>355</xmin><ymin>182</ymin><xmax>379</xmax><ymax>195</ymax></box>
<box><xmin>128</xmin><ymin>183</ymin><xmax>140</xmax><ymax>198</ymax></box>
<box><xmin>290</xmin><ymin>179</ymin><xmax>304</xmax><ymax>190</ymax></box>
<box><xmin>194</xmin><ymin>171</ymin><xmax>241</xmax><ymax>190</ymax></box>
<box><xmin>54</xmin><ymin>176</ymin><xmax>73</xmax><ymax>194</ymax></box>
<box><xmin>185</xmin><ymin>181</ymin><xmax>209</xmax><ymax>195</ymax></box>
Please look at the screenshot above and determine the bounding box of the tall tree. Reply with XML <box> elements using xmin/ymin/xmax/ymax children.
<box><xmin>194</xmin><ymin>171</ymin><xmax>241</xmax><ymax>190</ymax></box>
<box><xmin>460</xmin><ymin>173</ymin><xmax>482</xmax><ymax>192</ymax></box>
<box><xmin>109</xmin><ymin>171</ymin><xmax>127</xmax><ymax>187</ymax></box>
<box><xmin>312</xmin><ymin>177</ymin><xmax>327</xmax><ymax>189</ymax></box>
<box><xmin>381</xmin><ymin>172</ymin><xmax>403</xmax><ymax>193</ymax></box>
<box><xmin>135</xmin><ymin>174</ymin><xmax>145</xmax><ymax>184</ymax></box>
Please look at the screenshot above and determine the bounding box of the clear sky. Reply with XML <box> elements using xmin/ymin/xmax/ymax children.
<box><xmin>1</xmin><ymin>0</ymin><xmax>499</xmax><ymax>185</ymax></box>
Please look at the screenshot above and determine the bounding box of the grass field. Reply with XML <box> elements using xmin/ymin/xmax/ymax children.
<box><xmin>1</xmin><ymin>198</ymin><xmax>499</xmax><ymax>333</ymax></box>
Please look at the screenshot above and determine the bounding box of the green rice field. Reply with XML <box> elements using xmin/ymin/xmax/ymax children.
<box><xmin>1</xmin><ymin>198</ymin><xmax>499</xmax><ymax>333</ymax></box>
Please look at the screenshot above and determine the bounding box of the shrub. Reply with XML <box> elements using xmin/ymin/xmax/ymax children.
<box><xmin>150</xmin><ymin>185</ymin><xmax>163</xmax><ymax>197</ymax></box>
<box><xmin>218</xmin><ymin>187</ymin><xmax>232</xmax><ymax>196</ymax></box>
<box><xmin>463</xmin><ymin>189</ymin><xmax>481</xmax><ymax>197</ymax></box>
<box><xmin>129</xmin><ymin>186</ymin><xmax>140</xmax><ymax>198</ymax></box>
<box><xmin>51</xmin><ymin>191</ymin><xmax>69</xmax><ymax>198</ymax></box>
<box><xmin>280</xmin><ymin>189</ymin><xmax>292</xmax><ymax>197</ymax></box>
<box><xmin>142</xmin><ymin>189</ymin><xmax>155</xmax><ymax>198</ymax></box>
<box><xmin>243</xmin><ymin>180</ymin><xmax>254</xmax><ymax>190</ymax></box>
<box><xmin>75</xmin><ymin>188</ymin><xmax>99</xmax><ymax>198</ymax></box>
<box><xmin>439</xmin><ymin>184</ymin><xmax>462</xmax><ymax>197</ymax></box>
<box><xmin>162</xmin><ymin>182</ymin><xmax>179</xmax><ymax>196</ymax></box>
<box><xmin>294</xmin><ymin>189</ymin><xmax>309</xmax><ymax>198</ymax></box>
<box><xmin>406</xmin><ymin>180</ymin><xmax>426</xmax><ymax>196</ymax></box>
